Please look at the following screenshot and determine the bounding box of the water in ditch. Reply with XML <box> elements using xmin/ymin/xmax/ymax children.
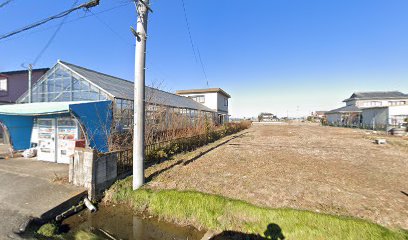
<box><xmin>62</xmin><ymin>205</ymin><xmax>205</xmax><ymax>240</ymax></box>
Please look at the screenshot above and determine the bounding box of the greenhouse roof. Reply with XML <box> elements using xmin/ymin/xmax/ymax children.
<box><xmin>58</xmin><ymin>61</ymin><xmax>215</xmax><ymax>112</ymax></box>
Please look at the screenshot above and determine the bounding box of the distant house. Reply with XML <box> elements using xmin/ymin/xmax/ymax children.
<box><xmin>313</xmin><ymin>111</ymin><xmax>327</xmax><ymax>118</ymax></box>
<box><xmin>176</xmin><ymin>88</ymin><xmax>231</xmax><ymax>124</ymax></box>
<box><xmin>0</xmin><ymin>68</ymin><xmax>49</xmax><ymax>104</ymax></box>
<box><xmin>258</xmin><ymin>112</ymin><xmax>276</xmax><ymax>122</ymax></box>
<box><xmin>326</xmin><ymin>91</ymin><xmax>408</xmax><ymax>130</ymax></box>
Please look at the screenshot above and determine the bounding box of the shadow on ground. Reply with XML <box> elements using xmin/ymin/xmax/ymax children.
<box><xmin>145</xmin><ymin>132</ymin><xmax>247</xmax><ymax>183</ymax></box>
<box><xmin>210</xmin><ymin>223</ymin><xmax>285</xmax><ymax>240</ymax></box>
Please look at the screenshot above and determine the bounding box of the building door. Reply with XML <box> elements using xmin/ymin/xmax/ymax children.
<box><xmin>56</xmin><ymin>118</ymin><xmax>79</xmax><ymax>164</ymax></box>
<box><xmin>37</xmin><ymin>119</ymin><xmax>57</xmax><ymax>162</ymax></box>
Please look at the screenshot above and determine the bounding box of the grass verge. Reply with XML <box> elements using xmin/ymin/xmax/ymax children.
<box><xmin>104</xmin><ymin>177</ymin><xmax>408</xmax><ymax>240</ymax></box>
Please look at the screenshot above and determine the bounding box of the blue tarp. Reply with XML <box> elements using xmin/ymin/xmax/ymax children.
<box><xmin>69</xmin><ymin>101</ymin><xmax>112</xmax><ymax>152</ymax></box>
<box><xmin>0</xmin><ymin>115</ymin><xmax>34</xmax><ymax>150</ymax></box>
<box><xmin>0</xmin><ymin>101</ymin><xmax>112</xmax><ymax>152</ymax></box>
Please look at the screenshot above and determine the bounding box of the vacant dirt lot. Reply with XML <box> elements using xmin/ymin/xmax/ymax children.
<box><xmin>145</xmin><ymin>123</ymin><xmax>408</xmax><ymax>229</ymax></box>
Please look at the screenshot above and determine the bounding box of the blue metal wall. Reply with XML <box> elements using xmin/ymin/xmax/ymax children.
<box><xmin>70</xmin><ymin>101</ymin><xmax>112</xmax><ymax>152</ymax></box>
<box><xmin>0</xmin><ymin>115</ymin><xmax>34</xmax><ymax>150</ymax></box>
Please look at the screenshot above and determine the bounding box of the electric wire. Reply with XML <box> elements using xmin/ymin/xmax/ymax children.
<box><xmin>196</xmin><ymin>48</ymin><xmax>208</xmax><ymax>87</ymax></box>
<box><xmin>33</xmin><ymin>0</ymin><xmax>79</xmax><ymax>65</ymax></box>
<box><xmin>180</xmin><ymin>0</ymin><xmax>209</xmax><ymax>87</ymax></box>
<box><xmin>89</xmin><ymin>8</ymin><xmax>134</xmax><ymax>47</ymax></box>
<box><xmin>0</xmin><ymin>2</ymin><xmax>131</xmax><ymax>43</ymax></box>
<box><xmin>0</xmin><ymin>0</ymin><xmax>12</xmax><ymax>8</ymax></box>
<box><xmin>0</xmin><ymin>0</ymin><xmax>99</xmax><ymax>41</ymax></box>
<box><xmin>180</xmin><ymin>0</ymin><xmax>197</xmax><ymax>63</ymax></box>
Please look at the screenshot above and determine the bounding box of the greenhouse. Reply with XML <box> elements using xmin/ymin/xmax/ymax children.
<box><xmin>0</xmin><ymin>60</ymin><xmax>218</xmax><ymax>163</ymax></box>
<box><xmin>17</xmin><ymin>60</ymin><xmax>217</xmax><ymax>131</ymax></box>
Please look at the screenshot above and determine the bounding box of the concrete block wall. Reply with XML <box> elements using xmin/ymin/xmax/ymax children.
<box><xmin>69</xmin><ymin>148</ymin><xmax>118</xmax><ymax>200</ymax></box>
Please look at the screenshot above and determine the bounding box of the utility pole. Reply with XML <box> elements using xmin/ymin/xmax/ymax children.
<box><xmin>133</xmin><ymin>0</ymin><xmax>150</xmax><ymax>190</ymax></box>
<box><xmin>28</xmin><ymin>64</ymin><xmax>32</xmax><ymax>103</ymax></box>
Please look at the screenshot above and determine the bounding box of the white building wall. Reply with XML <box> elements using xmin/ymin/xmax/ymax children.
<box><xmin>179</xmin><ymin>92</ymin><xmax>218</xmax><ymax>111</ymax></box>
<box><xmin>177</xmin><ymin>91</ymin><xmax>230</xmax><ymax>123</ymax></box>
<box><xmin>388</xmin><ymin>105</ymin><xmax>408</xmax><ymax>127</ymax></box>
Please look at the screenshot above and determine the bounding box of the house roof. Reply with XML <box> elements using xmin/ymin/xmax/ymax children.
<box><xmin>0</xmin><ymin>68</ymin><xmax>49</xmax><ymax>76</ymax></box>
<box><xmin>343</xmin><ymin>91</ymin><xmax>408</xmax><ymax>102</ymax></box>
<box><xmin>58</xmin><ymin>61</ymin><xmax>215</xmax><ymax>112</ymax></box>
<box><xmin>326</xmin><ymin>105</ymin><xmax>362</xmax><ymax>114</ymax></box>
<box><xmin>176</xmin><ymin>88</ymin><xmax>231</xmax><ymax>98</ymax></box>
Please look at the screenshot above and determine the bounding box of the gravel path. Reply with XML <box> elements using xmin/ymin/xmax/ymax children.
<box><xmin>145</xmin><ymin>123</ymin><xmax>408</xmax><ymax>229</ymax></box>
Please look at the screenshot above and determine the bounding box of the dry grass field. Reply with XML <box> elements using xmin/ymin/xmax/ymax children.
<box><xmin>145</xmin><ymin>122</ymin><xmax>408</xmax><ymax>230</ymax></box>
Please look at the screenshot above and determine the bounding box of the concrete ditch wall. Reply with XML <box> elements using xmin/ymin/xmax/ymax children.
<box><xmin>69</xmin><ymin>147</ymin><xmax>117</xmax><ymax>200</ymax></box>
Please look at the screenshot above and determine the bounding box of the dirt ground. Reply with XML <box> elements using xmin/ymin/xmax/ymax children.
<box><xmin>145</xmin><ymin>123</ymin><xmax>408</xmax><ymax>230</ymax></box>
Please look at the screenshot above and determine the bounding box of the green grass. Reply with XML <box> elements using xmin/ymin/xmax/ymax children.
<box><xmin>36</xmin><ymin>223</ymin><xmax>64</xmax><ymax>239</ymax></box>
<box><xmin>105</xmin><ymin>177</ymin><xmax>408</xmax><ymax>240</ymax></box>
<box><xmin>73</xmin><ymin>230</ymin><xmax>101</xmax><ymax>240</ymax></box>
<box><xmin>36</xmin><ymin>223</ymin><xmax>58</xmax><ymax>237</ymax></box>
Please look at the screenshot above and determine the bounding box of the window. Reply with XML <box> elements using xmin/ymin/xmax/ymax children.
<box><xmin>224</xmin><ymin>98</ymin><xmax>228</xmax><ymax>106</ymax></box>
<box><xmin>0</xmin><ymin>78</ymin><xmax>7</xmax><ymax>92</ymax></box>
<box><xmin>18</xmin><ymin>65</ymin><xmax>109</xmax><ymax>103</ymax></box>
<box><xmin>191</xmin><ymin>95</ymin><xmax>205</xmax><ymax>103</ymax></box>
<box><xmin>389</xmin><ymin>101</ymin><xmax>406</xmax><ymax>106</ymax></box>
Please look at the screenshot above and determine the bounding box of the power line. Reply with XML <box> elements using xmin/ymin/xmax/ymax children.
<box><xmin>180</xmin><ymin>0</ymin><xmax>197</xmax><ymax>63</ymax></box>
<box><xmin>1</xmin><ymin>2</ymin><xmax>130</xmax><ymax>43</ymax></box>
<box><xmin>33</xmin><ymin>0</ymin><xmax>79</xmax><ymax>65</ymax></box>
<box><xmin>0</xmin><ymin>0</ymin><xmax>13</xmax><ymax>8</ymax></box>
<box><xmin>180</xmin><ymin>0</ymin><xmax>209</xmax><ymax>87</ymax></box>
<box><xmin>89</xmin><ymin>8</ymin><xmax>134</xmax><ymax>46</ymax></box>
<box><xmin>0</xmin><ymin>0</ymin><xmax>100</xmax><ymax>41</ymax></box>
<box><xmin>196</xmin><ymin>47</ymin><xmax>208</xmax><ymax>87</ymax></box>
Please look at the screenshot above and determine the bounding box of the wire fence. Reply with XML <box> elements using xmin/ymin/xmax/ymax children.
<box><xmin>100</xmin><ymin>126</ymin><xmax>248</xmax><ymax>176</ymax></box>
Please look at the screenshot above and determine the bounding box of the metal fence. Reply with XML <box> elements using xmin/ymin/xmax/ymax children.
<box><xmin>101</xmin><ymin>125</ymin><xmax>246</xmax><ymax>176</ymax></box>
<box><xmin>145</xmin><ymin>133</ymin><xmax>211</xmax><ymax>160</ymax></box>
<box><xmin>99</xmin><ymin>148</ymin><xmax>133</xmax><ymax>177</ymax></box>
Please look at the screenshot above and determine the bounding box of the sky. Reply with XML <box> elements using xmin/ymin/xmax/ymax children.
<box><xmin>1</xmin><ymin>0</ymin><xmax>408</xmax><ymax>118</ymax></box>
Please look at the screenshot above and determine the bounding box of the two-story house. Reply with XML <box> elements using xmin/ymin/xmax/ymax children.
<box><xmin>258</xmin><ymin>112</ymin><xmax>276</xmax><ymax>122</ymax></box>
<box><xmin>0</xmin><ymin>68</ymin><xmax>49</xmax><ymax>104</ymax></box>
<box><xmin>326</xmin><ymin>91</ymin><xmax>408</xmax><ymax>130</ymax></box>
<box><xmin>176</xmin><ymin>88</ymin><xmax>231</xmax><ymax>124</ymax></box>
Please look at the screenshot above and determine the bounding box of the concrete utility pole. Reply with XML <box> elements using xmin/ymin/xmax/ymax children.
<box><xmin>133</xmin><ymin>0</ymin><xmax>150</xmax><ymax>190</ymax></box>
<box><xmin>28</xmin><ymin>64</ymin><xmax>32</xmax><ymax>103</ymax></box>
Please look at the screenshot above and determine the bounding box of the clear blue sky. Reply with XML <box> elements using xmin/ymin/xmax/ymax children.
<box><xmin>1</xmin><ymin>0</ymin><xmax>408</xmax><ymax>117</ymax></box>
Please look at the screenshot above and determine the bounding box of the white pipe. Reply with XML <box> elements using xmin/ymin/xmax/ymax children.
<box><xmin>28</xmin><ymin>64</ymin><xmax>32</xmax><ymax>103</ymax></box>
<box><xmin>84</xmin><ymin>197</ymin><xmax>97</xmax><ymax>213</ymax></box>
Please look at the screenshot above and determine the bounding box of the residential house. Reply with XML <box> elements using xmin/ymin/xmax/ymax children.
<box><xmin>176</xmin><ymin>88</ymin><xmax>231</xmax><ymax>124</ymax></box>
<box><xmin>313</xmin><ymin>111</ymin><xmax>327</xmax><ymax>119</ymax></box>
<box><xmin>0</xmin><ymin>68</ymin><xmax>49</xmax><ymax>104</ymax></box>
<box><xmin>326</xmin><ymin>91</ymin><xmax>408</xmax><ymax>130</ymax></box>
<box><xmin>258</xmin><ymin>112</ymin><xmax>276</xmax><ymax>122</ymax></box>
